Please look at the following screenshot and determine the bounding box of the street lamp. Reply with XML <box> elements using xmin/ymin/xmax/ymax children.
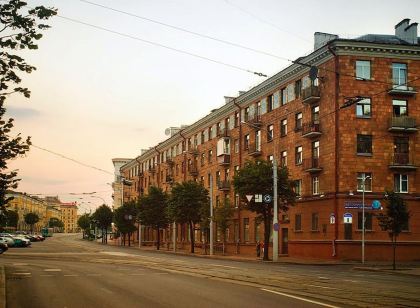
<box><xmin>362</xmin><ymin>174</ymin><xmax>371</xmax><ymax>264</ymax></box>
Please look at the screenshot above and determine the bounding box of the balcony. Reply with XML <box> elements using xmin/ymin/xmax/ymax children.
<box><xmin>217</xmin><ymin>180</ymin><xmax>230</xmax><ymax>191</ymax></box>
<box><xmin>302</xmin><ymin>157</ymin><xmax>322</xmax><ymax>173</ymax></box>
<box><xmin>245</xmin><ymin>114</ymin><xmax>262</xmax><ymax>129</ymax></box>
<box><xmin>248</xmin><ymin>143</ymin><xmax>262</xmax><ymax>157</ymax></box>
<box><xmin>217</xmin><ymin>154</ymin><xmax>231</xmax><ymax>166</ymax></box>
<box><xmin>217</xmin><ymin>128</ymin><xmax>229</xmax><ymax>138</ymax></box>
<box><xmin>301</xmin><ymin>122</ymin><xmax>322</xmax><ymax>138</ymax></box>
<box><xmin>188</xmin><ymin>147</ymin><xmax>199</xmax><ymax>156</ymax></box>
<box><xmin>302</xmin><ymin>85</ymin><xmax>320</xmax><ymax>104</ymax></box>
<box><xmin>165</xmin><ymin>175</ymin><xmax>173</xmax><ymax>183</ymax></box>
<box><xmin>388</xmin><ymin>85</ymin><xmax>417</xmax><ymax>96</ymax></box>
<box><xmin>389</xmin><ymin>153</ymin><xmax>417</xmax><ymax>170</ymax></box>
<box><xmin>149</xmin><ymin>167</ymin><xmax>156</xmax><ymax>174</ymax></box>
<box><xmin>166</xmin><ymin>158</ymin><xmax>174</xmax><ymax>166</ymax></box>
<box><xmin>188</xmin><ymin>165</ymin><xmax>199</xmax><ymax>177</ymax></box>
<box><xmin>388</xmin><ymin>116</ymin><xmax>418</xmax><ymax>133</ymax></box>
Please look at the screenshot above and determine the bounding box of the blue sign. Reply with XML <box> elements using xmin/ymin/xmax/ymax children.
<box><xmin>372</xmin><ymin>200</ymin><xmax>381</xmax><ymax>210</ymax></box>
<box><xmin>344</xmin><ymin>201</ymin><xmax>372</xmax><ymax>210</ymax></box>
<box><xmin>273</xmin><ymin>223</ymin><xmax>279</xmax><ymax>231</ymax></box>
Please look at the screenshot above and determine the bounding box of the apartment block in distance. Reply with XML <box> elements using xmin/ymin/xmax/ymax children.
<box><xmin>117</xmin><ymin>19</ymin><xmax>419</xmax><ymax>261</ymax></box>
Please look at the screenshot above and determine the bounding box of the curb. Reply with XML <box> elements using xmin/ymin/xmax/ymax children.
<box><xmin>0</xmin><ymin>265</ymin><xmax>5</xmax><ymax>308</ymax></box>
<box><xmin>353</xmin><ymin>266</ymin><xmax>420</xmax><ymax>277</ymax></box>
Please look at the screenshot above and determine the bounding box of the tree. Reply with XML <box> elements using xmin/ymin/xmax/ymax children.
<box><xmin>0</xmin><ymin>1</ymin><xmax>56</xmax><ymax>217</ymax></box>
<box><xmin>114</xmin><ymin>201</ymin><xmax>137</xmax><ymax>246</ymax></box>
<box><xmin>377</xmin><ymin>191</ymin><xmax>410</xmax><ymax>270</ymax></box>
<box><xmin>168</xmin><ymin>181</ymin><xmax>209</xmax><ymax>253</ymax></box>
<box><xmin>92</xmin><ymin>204</ymin><xmax>113</xmax><ymax>244</ymax></box>
<box><xmin>233</xmin><ymin>159</ymin><xmax>296</xmax><ymax>261</ymax></box>
<box><xmin>137</xmin><ymin>186</ymin><xmax>169</xmax><ymax>250</ymax></box>
<box><xmin>0</xmin><ymin>209</ymin><xmax>18</xmax><ymax>230</ymax></box>
<box><xmin>24</xmin><ymin>212</ymin><xmax>39</xmax><ymax>233</ymax></box>
<box><xmin>48</xmin><ymin>217</ymin><xmax>64</xmax><ymax>231</ymax></box>
<box><xmin>214</xmin><ymin>200</ymin><xmax>234</xmax><ymax>255</ymax></box>
<box><xmin>77</xmin><ymin>214</ymin><xmax>91</xmax><ymax>239</ymax></box>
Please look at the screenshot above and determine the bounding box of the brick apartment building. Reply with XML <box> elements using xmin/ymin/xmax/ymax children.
<box><xmin>118</xmin><ymin>19</ymin><xmax>420</xmax><ymax>261</ymax></box>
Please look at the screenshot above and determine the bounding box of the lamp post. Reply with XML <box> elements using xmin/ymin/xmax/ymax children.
<box><xmin>362</xmin><ymin>174</ymin><xmax>371</xmax><ymax>264</ymax></box>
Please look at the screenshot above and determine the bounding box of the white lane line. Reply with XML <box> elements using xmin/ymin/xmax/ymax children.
<box><xmin>100</xmin><ymin>287</ymin><xmax>113</xmax><ymax>294</ymax></box>
<box><xmin>343</xmin><ymin>279</ymin><xmax>359</xmax><ymax>283</ymax></box>
<box><xmin>44</xmin><ymin>269</ymin><xmax>62</xmax><ymax>272</ymax></box>
<box><xmin>317</xmin><ymin>276</ymin><xmax>330</xmax><ymax>280</ymax></box>
<box><xmin>261</xmin><ymin>288</ymin><xmax>340</xmax><ymax>308</ymax></box>
<box><xmin>39</xmin><ymin>275</ymin><xmax>54</xmax><ymax>277</ymax></box>
<box><xmin>63</xmin><ymin>274</ymin><xmax>79</xmax><ymax>277</ymax></box>
<box><xmin>209</xmin><ymin>264</ymin><xmax>238</xmax><ymax>269</ymax></box>
<box><xmin>305</xmin><ymin>284</ymin><xmax>337</xmax><ymax>290</ymax></box>
<box><xmin>129</xmin><ymin>273</ymin><xmax>145</xmax><ymax>276</ymax></box>
<box><xmin>12</xmin><ymin>272</ymin><xmax>31</xmax><ymax>276</ymax></box>
<box><xmin>12</xmin><ymin>263</ymin><xmax>28</xmax><ymax>266</ymax></box>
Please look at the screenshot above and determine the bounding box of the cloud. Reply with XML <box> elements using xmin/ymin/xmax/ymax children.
<box><xmin>6</xmin><ymin>107</ymin><xmax>41</xmax><ymax>119</ymax></box>
<box><xmin>21</xmin><ymin>176</ymin><xmax>69</xmax><ymax>186</ymax></box>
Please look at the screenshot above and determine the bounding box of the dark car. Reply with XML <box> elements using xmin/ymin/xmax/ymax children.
<box><xmin>0</xmin><ymin>241</ymin><xmax>8</xmax><ymax>254</ymax></box>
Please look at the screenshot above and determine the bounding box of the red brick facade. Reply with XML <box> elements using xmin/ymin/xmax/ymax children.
<box><xmin>119</xmin><ymin>24</ymin><xmax>420</xmax><ymax>261</ymax></box>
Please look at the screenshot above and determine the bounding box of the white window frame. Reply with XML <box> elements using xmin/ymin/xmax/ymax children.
<box><xmin>394</xmin><ymin>174</ymin><xmax>408</xmax><ymax>193</ymax></box>
<box><xmin>356</xmin><ymin>60</ymin><xmax>371</xmax><ymax>80</ymax></box>
<box><xmin>356</xmin><ymin>172</ymin><xmax>372</xmax><ymax>192</ymax></box>
<box><xmin>312</xmin><ymin>176</ymin><xmax>319</xmax><ymax>195</ymax></box>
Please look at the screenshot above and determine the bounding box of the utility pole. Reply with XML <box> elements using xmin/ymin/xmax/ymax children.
<box><xmin>273</xmin><ymin>158</ymin><xmax>279</xmax><ymax>262</ymax></box>
<box><xmin>172</xmin><ymin>221</ymin><xmax>176</xmax><ymax>252</ymax></box>
<box><xmin>209</xmin><ymin>174</ymin><xmax>214</xmax><ymax>256</ymax></box>
<box><xmin>138</xmin><ymin>223</ymin><xmax>142</xmax><ymax>248</ymax></box>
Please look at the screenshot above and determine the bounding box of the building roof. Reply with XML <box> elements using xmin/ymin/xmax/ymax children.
<box><xmin>353</xmin><ymin>34</ymin><xmax>420</xmax><ymax>45</ymax></box>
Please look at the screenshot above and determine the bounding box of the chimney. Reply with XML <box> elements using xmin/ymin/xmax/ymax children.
<box><xmin>238</xmin><ymin>91</ymin><xmax>246</xmax><ymax>96</ymax></box>
<box><xmin>395</xmin><ymin>19</ymin><xmax>418</xmax><ymax>44</ymax></box>
<box><xmin>224</xmin><ymin>96</ymin><xmax>235</xmax><ymax>104</ymax></box>
<box><xmin>314</xmin><ymin>32</ymin><xmax>338</xmax><ymax>50</ymax></box>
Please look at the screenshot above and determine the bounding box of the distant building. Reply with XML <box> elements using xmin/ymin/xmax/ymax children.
<box><xmin>44</xmin><ymin>196</ymin><xmax>77</xmax><ymax>233</ymax></box>
<box><xmin>111</xmin><ymin>158</ymin><xmax>132</xmax><ymax>210</ymax></box>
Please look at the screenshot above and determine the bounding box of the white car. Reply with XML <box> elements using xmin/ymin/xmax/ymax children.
<box><xmin>0</xmin><ymin>235</ymin><xmax>15</xmax><ymax>247</ymax></box>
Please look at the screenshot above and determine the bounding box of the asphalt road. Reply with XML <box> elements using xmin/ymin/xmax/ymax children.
<box><xmin>2</xmin><ymin>234</ymin><xmax>420</xmax><ymax>308</ymax></box>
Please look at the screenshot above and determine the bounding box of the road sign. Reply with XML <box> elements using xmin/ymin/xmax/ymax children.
<box><xmin>263</xmin><ymin>194</ymin><xmax>272</xmax><ymax>203</ymax></box>
<box><xmin>246</xmin><ymin>195</ymin><xmax>253</xmax><ymax>202</ymax></box>
<box><xmin>343</xmin><ymin>213</ymin><xmax>353</xmax><ymax>224</ymax></box>
<box><xmin>329</xmin><ymin>213</ymin><xmax>336</xmax><ymax>224</ymax></box>
<box><xmin>273</xmin><ymin>223</ymin><xmax>279</xmax><ymax>232</ymax></box>
<box><xmin>254</xmin><ymin>194</ymin><xmax>263</xmax><ymax>203</ymax></box>
<box><xmin>372</xmin><ymin>200</ymin><xmax>381</xmax><ymax>210</ymax></box>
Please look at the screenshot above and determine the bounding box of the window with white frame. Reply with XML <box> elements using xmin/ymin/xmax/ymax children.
<box><xmin>394</xmin><ymin>174</ymin><xmax>408</xmax><ymax>193</ymax></box>
<box><xmin>357</xmin><ymin>172</ymin><xmax>372</xmax><ymax>192</ymax></box>
<box><xmin>356</xmin><ymin>98</ymin><xmax>372</xmax><ymax>118</ymax></box>
<box><xmin>295</xmin><ymin>146</ymin><xmax>302</xmax><ymax>165</ymax></box>
<box><xmin>234</xmin><ymin>139</ymin><xmax>239</xmax><ymax>153</ymax></box>
<box><xmin>312</xmin><ymin>176</ymin><xmax>319</xmax><ymax>195</ymax></box>
<box><xmin>281</xmin><ymin>119</ymin><xmax>287</xmax><ymax>137</ymax></box>
<box><xmin>244</xmin><ymin>134</ymin><xmax>249</xmax><ymax>150</ymax></box>
<box><xmin>294</xmin><ymin>179</ymin><xmax>302</xmax><ymax>197</ymax></box>
<box><xmin>295</xmin><ymin>112</ymin><xmax>302</xmax><ymax>131</ymax></box>
<box><xmin>356</xmin><ymin>60</ymin><xmax>371</xmax><ymax>80</ymax></box>
<box><xmin>267</xmin><ymin>124</ymin><xmax>274</xmax><ymax>142</ymax></box>
<box><xmin>281</xmin><ymin>150</ymin><xmax>287</xmax><ymax>167</ymax></box>
<box><xmin>392</xmin><ymin>63</ymin><xmax>407</xmax><ymax>87</ymax></box>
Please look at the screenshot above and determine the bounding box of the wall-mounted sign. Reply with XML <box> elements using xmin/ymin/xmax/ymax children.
<box><xmin>343</xmin><ymin>213</ymin><xmax>353</xmax><ymax>224</ymax></box>
<box><xmin>372</xmin><ymin>200</ymin><xmax>381</xmax><ymax>210</ymax></box>
<box><xmin>344</xmin><ymin>201</ymin><xmax>372</xmax><ymax>210</ymax></box>
<box><xmin>329</xmin><ymin>213</ymin><xmax>336</xmax><ymax>224</ymax></box>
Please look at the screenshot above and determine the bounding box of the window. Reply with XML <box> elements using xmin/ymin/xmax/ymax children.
<box><xmin>225</xmin><ymin>117</ymin><xmax>230</xmax><ymax>130</ymax></box>
<box><xmin>311</xmin><ymin>213</ymin><xmax>319</xmax><ymax>231</ymax></box>
<box><xmin>256</xmin><ymin>101</ymin><xmax>261</xmax><ymax>117</ymax></box>
<box><xmin>244</xmin><ymin>134</ymin><xmax>249</xmax><ymax>150</ymax></box>
<box><xmin>281</xmin><ymin>88</ymin><xmax>287</xmax><ymax>105</ymax></box>
<box><xmin>281</xmin><ymin>150</ymin><xmax>287</xmax><ymax>167</ymax></box>
<box><xmin>295</xmin><ymin>214</ymin><xmax>302</xmax><ymax>231</ymax></box>
<box><xmin>312</xmin><ymin>176</ymin><xmax>319</xmax><ymax>195</ymax></box>
<box><xmin>267</xmin><ymin>124</ymin><xmax>274</xmax><ymax>142</ymax></box>
<box><xmin>232</xmin><ymin>139</ymin><xmax>239</xmax><ymax>153</ymax></box>
<box><xmin>357</xmin><ymin>172</ymin><xmax>372</xmax><ymax>192</ymax></box>
<box><xmin>312</xmin><ymin>105</ymin><xmax>319</xmax><ymax>123</ymax></box>
<box><xmin>281</xmin><ymin>119</ymin><xmax>287</xmax><ymax>137</ymax></box>
<box><xmin>267</xmin><ymin>155</ymin><xmax>273</xmax><ymax>164</ymax></box>
<box><xmin>356</xmin><ymin>60</ymin><xmax>371</xmax><ymax>80</ymax></box>
<box><xmin>235</xmin><ymin>194</ymin><xmax>239</xmax><ymax>208</ymax></box>
<box><xmin>201</xmin><ymin>131</ymin><xmax>205</xmax><ymax>144</ymax></box>
<box><xmin>295</xmin><ymin>113</ymin><xmax>302</xmax><ymax>131</ymax></box>
<box><xmin>356</xmin><ymin>98</ymin><xmax>371</xmax><ymax>118</ymax></box>
<box><xmin>209</xmin><ymin>126</ymin><xmax>213</xmax><ymax>140</ymax></box>
<box><xmin>235</xmin><ymin>112</ymin><xmax>239</xmax><ymax>127</ymax></box>
<box><xmin>357</xmin><ymin>212</ymin><xmax>372</xmax><ymax>231</ymax></box>
<box><xmin>255</xmin><ymin>219</ymin><xmax>261</xmax><ymax>242</ymax></box>
<box><xmin>394</xmin><ymin>174</ymin><xmax>408</xmax><ymax>193</ymax></box>
<box><xmin>295</xmin><ymin>146</ymin><xmax>302</xmax><ymax>165</ymax></box>
<box><xmin>208</xmin><ymin>150</ymin><xmax>213</xmax><ymax>163</ymax></box>
<box><xmin>216</xmin><ymin>171</ymin><xmax>221</xmax><ymax>185</ymax></box>
<box><xmin>295</xmin><ymin>79</ymin><xmax>302</xmax><ymax>98</ymax></box>
<box><xmin>216</xmin><ymin>122</ymin><xmax>221</xmax><ymax>136</ymax></box>
<box><xmin>294</xmin><ymin>179</ymin><xmax>302</xmax><ymax>197</ymax></box>
<box><xmin>244</xmin><ymin>107</ymin><xmax>250</xmax><ymax>122</ymax></box>
<box><xmin>392</xmin><ymin>99</ymin><xmax>407</xmax><ymax>117</ymax></box>
<box><xmin>312</xmin><ymin>140</ymin><xmax>320</xmax><ymax>159</ymax></box>
<box><xmin>255</xmin><ymin>130</ymin><xmax>261</xmax><ymax>151</ymax></box>
<box><xmin>357</xmin><ymin>134</ymin><xmax>372</xmax><ymax>155</ymax></box>
<box><xmin>234</xmin><ymin>165</ymin><xmax>239</xmax><ymax>175</ymax></box>
<box><xmin>201</xmin><ymin>153</ymin><xmax>205</xmax><ymax>166</ymax></box>
<box><xmin>243</xmin><ymin>218</ymin><xmax>249</xmax><ymax>242</ymax></box>
<box><xmin>267</xmin><ymin>94</ymin><xmax>274</xmax><ymax>112</ymax></box>
<box><xmin>392</xmin><ymin>63</ymin><xmax>407</xmax><ymax>87</ymax></box>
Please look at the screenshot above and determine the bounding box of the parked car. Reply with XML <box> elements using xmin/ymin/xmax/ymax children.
<box><xmin>11</xmin><ymin>235</ymin><xmax>31</xmax><ymax>247</ymax></box>
<box><xmin>0</xmin><ymin>241</ymin><xmax>8</xmax><ymax>254</ymax></box>
<box><xmin>0</xmin><ymin>236</ymin><xmax>15</xmax><ymax>247</ymax></box>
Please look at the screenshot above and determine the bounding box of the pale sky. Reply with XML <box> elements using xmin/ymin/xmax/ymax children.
<box><xmin>6</xmin><ymin>0</ymin><xmax>418</xmax><ymax>213</ymax></box>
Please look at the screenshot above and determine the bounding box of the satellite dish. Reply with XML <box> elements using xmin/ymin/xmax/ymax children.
<box><xmin>309</xmin><ymin>66</ymin><xmax>318</xmax><ymax>81</ymax></box>
<box><xmin>164</xmin><ymin>128</ymin><xmax>171</xmax><ymax>136</ymax></box>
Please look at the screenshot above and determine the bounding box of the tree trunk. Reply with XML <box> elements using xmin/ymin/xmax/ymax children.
<box><xmin>156</xmin><ymin>227</ymin><xmax>160</xmax><ymax>250</ymax></box>
<box><xmin>128</xmin><ymin>232</ymin><xmax>131</xmax><ymax>247</ymax></box>
<box><xmin>393</xmin><ymin>234</ymin><xmax>397</xmax><ymax>270</ymax></box>
<box><xmin>263</xmin><ymin>214</ymin><xmax>271</xmax><ymax>261</ymax></box>
<box><xmin>189</xmin><ymin>222</ymin><xmax>195</xmax><ymax>253</ymax></box>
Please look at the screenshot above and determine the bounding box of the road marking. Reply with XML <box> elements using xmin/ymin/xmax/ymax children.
<box><xmin>343</xmin><ymin>279</ymin><xmax>359</xmax><ymax>283</ymax></box>
<box><xmin>12</xmin><ymin>272</ymin><xmax>31</xmax><ymax>276</ymax></box>
<box><xmin>306</xmin><ymin>284</ymin><xmax>337</xmax><ymax>290</ymax></box>
<box><xmin>261</xmin><ymin>288</ymin><xmax>340</xmax><ymax>308</ymax></box>
<box><xmin>318</xmin><ymin>276</ymin><xmax>330</xmax><ymax>280</ymax></box>
<box><xmin>86</xmin><ymin>274</ymin><xmax>102</xmax><ymax>277</ymax></box>
<box><xmin>100</xmin><ymin>251</ymin><xmax>132</xmax><ymax>257</ymax></box>
<box><xmin>63</xmin><ymin>274</ymin><xmax>79</xmax><ymax>277</ymax></box>
<box><xmin>44</xmin><ymin>269</ymin><xmax>62</xmax><ymax>272</ymax></box>
<box><xmin>209</xmin><ymin>264</ymin><xmax>238</xmax><ymax>269</ymax></box>
<box><xmin>154</xmin><ymin>273</ymin><xmax>169</xmax><ymax>275</ymax></box>
<box><xmin>13</xmin><ymin>263</ymin><xmax>28</xmax><ymax>266</ymax></box>
<box><xmin>100</xmin><ymin>287</ymin><xmax>113</xmax><ymax>294</ymax></box>
<box><xmin>129</xmin><ymin>273</ymin><xmax>145</xmax><ymax>276</ymax></box>
<box><xmin>39</xmin><ymin>275</ymin><xmax>54</xmax><ymax>277</ymax></box>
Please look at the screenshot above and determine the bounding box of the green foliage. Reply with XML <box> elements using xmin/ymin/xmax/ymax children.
<box><xmin>77</xmin><ymin>214</ymin><xmax>91</xmax><ymax>231</ymax></box>
<box><xmin>92</xmin><ymin>204</ymin><xmax>113</xmax><ymax>230</ymax></box>
<box><xmin>168</xmin><ymin>181</ymin><xmax>209</xmax><ymax>253</ymax></box>
<box><xmin>0</xmin><ymin>1</ymin><xmax>56</xmax><ymax>215</ymax></box>
<box><xmin>48</xmin><ymin>217</ymin><xmax>64</xmax><ymax>228</ymax></box>
<box><xmin>24</xmin><ymin>212</ymin><xmax>39</xmax><ymax>232</ymax></box>
<box><xmin>114</xmin><ymin>201</ymin><xmax>138</xmax><ymax>236</ymax></box>
<box><xmin>377</xmin><ymin>190</ymin><xmax>410</xmax><ymax>270</ymax></box>
<box><xmin>214</xmin><ymin>200</ymin><xmax>234</xmax><ymax>242</ymax></box>
<box><xmin>0</xmin><ymin>209</ymin><xmax>18</xmax><ymax>228</ymax></box>
<box><xmin>233</xmin><ymin>159</ymin><xmax>296</xmax><ymax>260</ymax></box>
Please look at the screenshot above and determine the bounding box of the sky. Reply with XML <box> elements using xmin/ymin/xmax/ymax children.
<box><xmin>5</xmin><ymin>0</ymin><xmax>418</xmax><ymax>213</ymax></box>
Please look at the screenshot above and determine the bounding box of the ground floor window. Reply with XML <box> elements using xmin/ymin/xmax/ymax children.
<box><xmin>394</xmin><ymin>174</ymin><xmax>408</xmax><ymax>193</ymax></box>
<box><xmin>295</xmin><ymin>214</ymin><xmax>302</xmax><ymax>231</ymax></box>
<box><xmin>357</xmin><ymin>212</ymin><xmax>372</xmax><ymax>230</ymax></box>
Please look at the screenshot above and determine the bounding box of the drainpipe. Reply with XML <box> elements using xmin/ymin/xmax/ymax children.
<box><xmin>233</xmin><ymin>99</ymin><xmax>242</xmax><ymax>253</ymax></box>
<box><xmin>328</xmin><ymin>44</ymin><xmax>339</xmax><ymax>258</ymax></box>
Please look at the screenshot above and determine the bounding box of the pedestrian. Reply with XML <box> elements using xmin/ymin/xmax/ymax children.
<box><xmin>256</xmin><ymin>241</ymin><xmax>261</xmax><ymax>258</ymax></box>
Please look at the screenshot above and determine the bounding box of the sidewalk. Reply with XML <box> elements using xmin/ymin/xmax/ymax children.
<box><xmin>0</xmin><ymin>266</ymin><xmax>5</xmax><ymax>308</ymax></box>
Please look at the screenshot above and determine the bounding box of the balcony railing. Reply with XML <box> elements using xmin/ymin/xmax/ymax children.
<box><xmin>217</xmin><ymin>128</ymin><xmax>229</xmax><ymax>138</ymax></box>
<box><xmin>302</xmin><ymin>157</ymin><xmax>322</xmax><ymax>173</ymax></box>
<box><xmin>149</xmin><ymin>166</ymin><xmax>156</xmax><ymax>174</ymax></box>
<box><xmin>248</xmin><ymin>143</ymin><xmax>262</xmax><ymax>157</ymax></box>
<box><xmin>301</xmin><ymin>122</ymin><xmax>322</xmax><ymax>138</ymax></box>
<box><xmin>217</xmin><ymin>154</ymin><xmax>231</xmax><ymax>166</ymax></box>
<box><xmin>302</xmin><ymin>85</ymin><xmax>320</xmax><ymax>104</ymax></box>
<box><xmin>188</xmin><ymin>147</ymin><xmax>199</xmax><ymax>156</ymax></box>
<box><xmin>166</xmin><ymin>158</ymin><xmax>174</xmax><ymax>166</ymax></box>
<box><xmin>246</xmin><ymin>114</ymin><xmax>262</xmax><ymax>128</ymax></box>
<box><xmin>388</xmin><ymin>84</ymin><xmax>417</xmax><ymax>96</ymax></box>
<box><xmin>188</xmin><ymin>165</ymin><xmax>199</xmax><ymax>177</ymax></box>
<box><xmin>388</xmin><ymin>116</ymin><xmax>418</xmax><ymax>133</ymax></box>
<box><xmin>389</xmin><ymin>153</ymin><xmax>417</xmax><ymax>170</ymax></box>
<box><xmin>217</xmin><ymin>180</ymin><xmax>230</xmax><ymax>191</ymax></box>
